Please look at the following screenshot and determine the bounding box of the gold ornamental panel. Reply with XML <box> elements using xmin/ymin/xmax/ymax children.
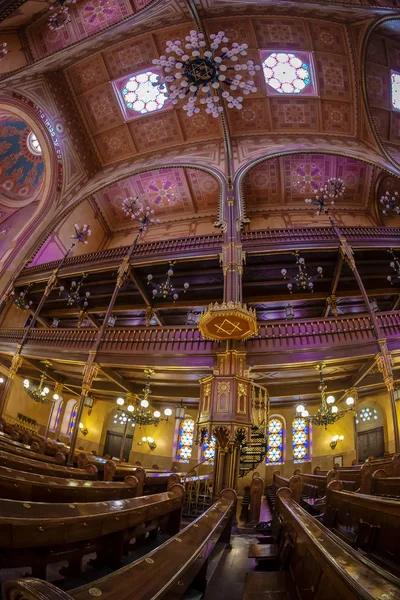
<box><xmin>198</xmin><ymin>302</ymin><xmax>258</xmax><ymax>341</ymax></box>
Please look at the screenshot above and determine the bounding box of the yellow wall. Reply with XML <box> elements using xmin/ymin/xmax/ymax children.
<box><xmin>4</xmin><ymin>373</ymin><xmax>54</xmax><ymax>430</ymax></box>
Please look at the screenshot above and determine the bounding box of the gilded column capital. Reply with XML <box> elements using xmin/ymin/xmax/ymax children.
<box><xmin>117</xmin><ymin>256</ymin><xmax>130</xmax><ymax>288</ymax></box>
<box><xmin>377</xmin><ymin>340</ymin><xmax>394</xmax><ymax>391</ymax></box>
<box><xmin>9</xmin><ymin>352</ymin><xmax>23</xmax><ymax>379</ymax></box>
<box><xmin>339</xmin><ymin>238</ymin><xmax>355</xmax><ymax>271</ymax></box>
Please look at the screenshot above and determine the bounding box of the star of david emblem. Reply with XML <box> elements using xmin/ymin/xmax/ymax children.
<box><xmin>186</xmin><ymin>58</ymin><xmax>217</xmax><ymax>84</ymax></box>
<box><xmin>215</xmin><ymin>319</ymin><xmax>243</xmax><ymax>336</ymax></box>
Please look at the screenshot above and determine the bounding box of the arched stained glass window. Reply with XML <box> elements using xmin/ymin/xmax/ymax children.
<box><xmin>177</xmin><ymin>417</ymin><xmax>195</xmax><ymax>463</ymax></box>
<box><xmin>292</xmin><ymin>417</ymin><xmax>309</xmax><ymax>463</ymax></box>
<box><xmin>203</xmin><ymin>434</ymin><xmax>216</xmax><ymax>465</ymax></box>
<box><xmin>67</xmin><ymin>403</ymin><xmax>78</xmax><ymax>437</ymax></box>
<box><xmin>49</xmin><ymin>398</ymin><xmax>63</xmax><ymax>432</ymax></box>
<box><xmin>266</xmin><ymin>417</ymin><xmax>284</xmax><ymax>464</ymax></box>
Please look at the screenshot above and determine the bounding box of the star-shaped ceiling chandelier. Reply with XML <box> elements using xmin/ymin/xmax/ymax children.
<box><xmin>153</xmin><ymin>30</ymin><xmax>260</xmax><ymax>118</ymax></box>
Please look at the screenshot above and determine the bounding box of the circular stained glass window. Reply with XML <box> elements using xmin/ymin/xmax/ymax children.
<box><xmin>121</xmin><ymin>71</ymin><xmax>168</xmax><ymax>114</ymax></box>
<box><xmin>27</xmin><ymin>132</ymin><xmax>42</xmax><ymax>155</ymax></box>
<box><xmin>262</xmin><ymin>52</ymin><xmax>310</xmax><ymax>94</ymax></box>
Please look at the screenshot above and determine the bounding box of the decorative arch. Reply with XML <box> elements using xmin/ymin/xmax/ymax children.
<box><xmin>176</xmin><ymin>416</ymin><xmax>195</xmax><ymax>463</ymax></box>
<box><xmin>0</xmin><ymin>93</ymin><xmax>60</xmax><ymax>287</ymax></box>
<box><xmin>266</xmin><ymin>414</ymin><xmax>286</xmax><ymax>466</ymax></box>
<box><xmin>61</xmin><ymin>399</ymin><xmax>78</xmax><ymax>436</ymax></box>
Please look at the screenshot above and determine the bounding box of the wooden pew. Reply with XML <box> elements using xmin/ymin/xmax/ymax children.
<box><xmin>0</xmin><ymin>419</ymin><xmax>68</xmax><ymax>458</ymax></box>
<box><xmin>0</xmin><ymin>435</ymin><xmax>66</xmax><ymax>465</ymax></box>
<box><xmin>371</xmin><ymin>470</ymin><xmax>400</xmax><ymax>498</ymax></box>
<box><xmin>243</xmin><ymin>487</ymin><xmax>400</xmax><ymax>599</ymax></box>
<box><xmin>0</xmin><ymin>448</ymin><xmax>97</xmax><ymax>479</ymax></box>
<box><xmin>322</xmin><ymin>481</ymin><xmax>400</xmax><ymax>577</ymax></box>
<box><xmin>0</xmin><ymin>465</ymin><xmax>139</xmax><ymax>502</ymax></box>
<box><xmin>293</xmin><ymin>469</ymin><xmax>337</xmax><ymax>497</ymax></box>
<box><xmin>2</xmin><ymin>489</ymin><xmax>235</xmax><ymax>600</ymax></box>
<box><xmin>0</xmin><ymin>484</ymin><xmax>184</xmax><ymax>579</ymax></box>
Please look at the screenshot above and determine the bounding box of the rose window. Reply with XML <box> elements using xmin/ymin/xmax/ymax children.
<box><xmin>262</xmin><ymin>52</ymin><xmax>310</xmax><ymax>94</ymax></box>
<box><xmin>121</xmin><ymin>71</ymin><xmax>169</xmax><ymax>114</ymax></box>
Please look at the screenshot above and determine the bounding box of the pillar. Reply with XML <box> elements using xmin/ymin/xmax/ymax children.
<box><xmin>377</xmin><ymin>340</ymin><xmax>400</xmax><ymax>453</ymax></box>
<box><xmin>0</xmin><ymin>350</ymin><xmax>23</xmax><ymax>418</ymax></box>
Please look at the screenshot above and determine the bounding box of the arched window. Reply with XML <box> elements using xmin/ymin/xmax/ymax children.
<box><xmin>49</xmin><ymin>397</ymin><xmax>63</xmax><ymax>432</ymax></box>
<box><xmin>202</xmin><ymin>434</ymin><xmax>216</xmax><ymax>465</ymax></box>
<box><xmin>292</xmin><ymin>417</ymin><xmax>310</xmax><ymax>463</ymax></box>
<box><xmin>61</xmin><ymin>399</ymin><xmax>78</xmax><ymax>436</ymax></box>
<box><xmin>266</xmin><ymin>416</ymin><xmax>285</xmax><ymax>465</ymax></box>
<box><xmin>177</xmin><ymin>417</ymin><xmax>195</xmax><ymax>463</ymax></box>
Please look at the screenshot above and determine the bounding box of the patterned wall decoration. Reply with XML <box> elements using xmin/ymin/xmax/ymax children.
<box><xmin>0</xmin><ymin>112</ymin><xmax>45</xmax><ymax>204</ymax></box>
<box><xmin>365</xmin><ymin>25</ymin><xmax>400</xmax><ymax>168</ymax></box>
<box><xmin>92</xmin><ymin>167</ymin><xmax>220</xmax><ymax>231</ymax></box>
<box><xmin>243</xmin><ymin>153</ymin><xmax>374</xmax><ymax>213</ymax></box>
<box><xmin>62</xmin><ymin>15</ymin><xmax>356</xmax><ymax>166</ymax></box>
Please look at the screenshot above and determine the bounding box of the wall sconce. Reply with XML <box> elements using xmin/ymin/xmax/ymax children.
<box><xmin>51</xmin><ymin>318</ymin><xmax>60</xmax><ymax>328</ymax></box>
<box><xmin>175</xmin><ymin>399</ymin><xmax>186</xmax><ymax>420</ymax></box>
<box><xmin>370</xmin><ymin>299</ymin><xmax>379</xmax><ymax>313</ymax></box>
<box><xmin>139</xmin><ymin>436</ymin><xmax>157</xmax><ymax>451</ymax></box>
<box><xmin>79</xmin><ymin>422</ymin><xmax>89</xmax><ymax>436</ymax></box>
<box><xmin>84</xmin><ymin>395</ymin><xmax>94</xmax><ymax>415</ymax></box>
<box><xmin>330</xmin><ymin>434</ymin><xmax>344</xmax><ymax>450</ymax></box>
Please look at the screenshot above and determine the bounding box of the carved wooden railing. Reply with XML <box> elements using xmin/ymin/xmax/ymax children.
<box><xmin>16</xmin><ymin>227</ymin><xmax>400</xmax><ymax>283</ymax></box>
<box><xmin>0</xmin><ymin>312</ymin><xmax>398</xmax><ymax>358</ymax></box>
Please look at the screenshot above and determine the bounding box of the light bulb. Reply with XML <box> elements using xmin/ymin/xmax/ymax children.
<box><xmin>79</xmin><ymin>422</ymin><xmax>83</xmax><ymax>429</ymax></box>
<box><xmin>332</xmin><ymin>435</ymin><xmax>339</xmax><ymax>441</ymax></box>
<box><xmin>164</xmin><ymin>408</ymin><xmax>172</xmax><ymax>416</ymax></box>
<box><xmin>154</xmin><ymin>410</ymin><xmax>161</xmax><ymax>418</ymax></box>
<box><xmin>43</xmin><ymin>387</ymin><xmax>49</xmax><ymax>394</ymax></box>
<box><xmin>331</xmin><ymin>406</ymin><xmax>338</xmax><ymax>414</ymax></box>
<box><xmin>296</xmin><ymin>404</ymin><xmax>305</xmax><ymax>414</ymax></box>
<box><xmin>141</xmin><ymin>399</ymin><xmax>149</xmax><ymax>408</ymax></box>
<box><xmin>127</xmin><ymin>405</ymin><xmax>134</xmax><ymax>412</ymax></box>
<box><xmin>0</xmin><ymin>377</ymin><xmax>4</xmax><ymax>384</ymax></box>
<box><xmin>23</xmin><ymin>379</ymin><xmax>30</xmax><ymax>388</ymax></box>
<box><xmin>301</xmin><ymin>410</ymin><xmax>309</xmax><ymax>418</ymax></box>
<box><xmin>326</xmin><ymin>395</ymin><xmax>335</xmax><ymax>404</ymax></box>
<box><xmin>142</xmin><ymin>436</ymin><xmax>147</xmax><ymax>442</ymax></box>
<box><xmin>339</xmin><ymin>435</ymin><xmax>344</xmax><ymax>441</ymax></box>
<box><xmin>116</xmin><ymin>398</ymin><xmax>124</xmax><ymax>406</ymax></box>
<box><xmin>346</xmin><ymin>396</ymin><xmax>354</xmax><ymax>406</ymax></box>
<box><xmin>53</xmin><ymin>393</ymin><xmax>59</xmax><ymax>400</ymax></box>
<box><xmin>147</xmin><ymin>436</ymin><xmax>154</xmax><ymax>443</ymax></box>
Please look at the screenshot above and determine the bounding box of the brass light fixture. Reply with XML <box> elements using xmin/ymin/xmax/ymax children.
<box><xmin>329</xmin><ymin>434</ymin><xmax>344</xmax><ymax>450</ymax></box>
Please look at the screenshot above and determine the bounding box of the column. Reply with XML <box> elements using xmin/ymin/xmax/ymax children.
<box><xmin>377</xmin><ymin>340</ymin><xmax>400</xmax><ymax>453</ymax></box>
<box><xmin>0</xmin><ymin>350</ymin><xmax>23</xmax><ymax>418</ymax></box>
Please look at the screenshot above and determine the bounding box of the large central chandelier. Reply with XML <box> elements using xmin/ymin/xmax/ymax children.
<box><xmin>295</xmin><ymin>364</ymin><xmax>355</xmax><ymax>429</ymax></box>
<box><xmin>115</xmin><ymin>369</ymin><xmax>172</xmax><ymax>427</ymax></box>
<box><xmin>153</xmin><ymin>30</ymin><xmax>260</xmax><ymax>118</ymax></box>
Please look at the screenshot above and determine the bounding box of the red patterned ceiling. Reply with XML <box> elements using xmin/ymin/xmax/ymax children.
<box><xmin>92</xmin><ymin>167</ymin><xmax>220</xmax><ymax>231</ymax></box>
<box><xmin>243</xmin><ymin>154</ymin><xmax>374</xmax><ymax>212</ymax></box>
<box><xmin>63</xmin><ymin>15</ymin><xmax>356</xmax><ymax>166</ymax></box>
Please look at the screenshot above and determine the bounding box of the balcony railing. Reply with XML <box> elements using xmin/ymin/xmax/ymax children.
<box><xmin>0</xmin><ymin>312</ymin><xmax>398</xmax><ymax>360</ymax></box>
<box><xmin>16</xmin><ymin>226</ymin><xmax>400</xmax><ymax>284</ymax></box>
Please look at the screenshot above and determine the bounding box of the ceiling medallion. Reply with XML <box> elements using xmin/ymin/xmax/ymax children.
<box><xmin>153</xmin><ymin>30</ymin><xmax>260</xmax><ymax>118</ymax></box>
<box><xmin>198</xmin><ymin>302</ymin><xmax>258</xmax><ymax>341</ymax></box>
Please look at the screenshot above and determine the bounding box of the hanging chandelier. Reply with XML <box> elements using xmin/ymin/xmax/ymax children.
<box><xmin>0</xmin><ymin>42</ymin><xmax>8</xmax><ymax>59</ymax></box>
<box><xmin>23</xmin><ymin>363</ymin><xmax>59</xmax><ymax>404</ymax></box>
<box><xmin>147</xmin><ymin>261</ymin><xmax>189</xmax><ymax>302</ymax></box>
<box><xmin>379</xmin><ymin>190</ymin><xmax>400</xmax><ymax>217</ymax></box>
<box><xmin>152</xmin><ymin>30</ymin><xmax>260</xmax><ymax>118</ymax></box>
<box><xmin>121</xmin><ymin>198</ymin><xmax>158</xmax><ymax>230</ymax></box>
<box><xmin>11</xmin><ymin>284</ymin><xmax>33</xmax><ymax>311</ymax></box>
<box><xmin>115</xmin><ymin>369</ymin><xmax>172</xmax><ymax>427</ymax></box>
<box><xmin>48</xmin><ymin>0</ymin><xmax>76</xmax><ymax>30</ymax></box>
<box><xmin>295</xmin><ymin>364</ymin><xmax>355</xmax><ymax>429</ymax></box>
<box><xmin>59</xmin><ymin>273</ymin><xmax>90</xmax><ymax>308</ymax></box>
<box><xmin>387</xmin><ymin>249</ymin><xmax>400</xmax><ymax>285</ymax></box>
<box><xmin>304</xmin><ymin>177</ymin><xmax>345</xmax><ymax>215</ymax></box>
<box><xmin>281</xmin><ymin>251</ymin><xmax>323</xmax><ymax>293</ymax></box>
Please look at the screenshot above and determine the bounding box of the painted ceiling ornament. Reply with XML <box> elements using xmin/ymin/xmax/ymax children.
<box><xmin>48</xmin><ymin>0</ymin><xmax>76</xmax><ymax>31</ymax></box>
<box><xmin>379</xmin><ymin>190</ymin><xmax>400</xmax><ymax>216</ymax></box>
<box><xmin>304</xmin><ymin>177</ymin><xmax>345</xmax><ymax>215</ymax></box>
<box><xmin>152</xmin><ymin>30</ymin><xmax>260</xmax><ymax>118</ymax></box>
<box><xmin>0</xmin><ymin>42</ymin><xmax>7</xmax><ymax>59</ymax></box>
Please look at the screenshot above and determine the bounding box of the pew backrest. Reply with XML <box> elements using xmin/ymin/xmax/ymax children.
<box><xmin>0</xmin><ymin>449</ymin><xmax>97</xmax><ymax>479</ymax></box>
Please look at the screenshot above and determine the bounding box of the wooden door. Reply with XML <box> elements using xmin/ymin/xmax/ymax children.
<box><xmin>104</xmin><ymin>431</ymin><xmax>133</xmax><ymax>461</ymax></box>
<box><xmin>357</xmin><ymin>427</ymin><xmax>384</xmax><ymax>462</ymax></box>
